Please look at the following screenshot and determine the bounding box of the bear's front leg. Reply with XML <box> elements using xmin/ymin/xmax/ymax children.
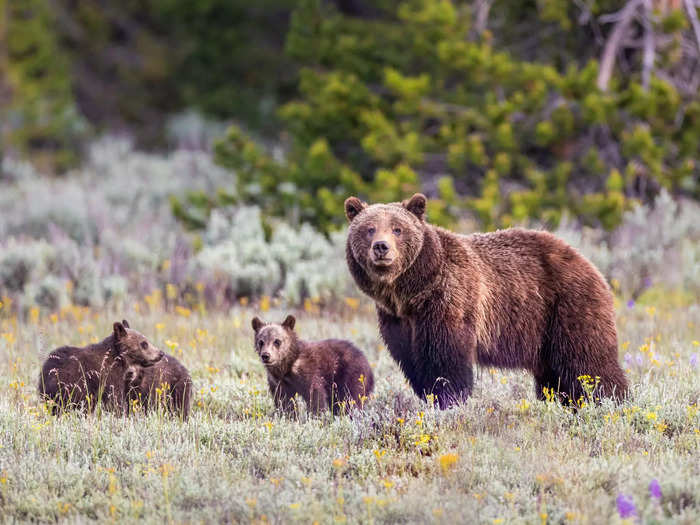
<box><xmin>268</xmin><ymin>377</ymin><xmax>296</xmax><ymax>416</ymax></box>
<box><xmin>307</xmin><ymin>380</ymin><xmax>329</xmax><ymax>415</ymax></box>
<box><xmin>408</xmin><ymin>315</ymin><xmax>476</xmax><ymax>409</ymax></box>
<box><xmin>378</xmin><ymin>308</ymin><xmax>475</xmax><ymax>408</ymax></box>
<box><xmin>377</xmin><ymin>309</ymin><xmax>418</xmax><ymax>380</ymax></box>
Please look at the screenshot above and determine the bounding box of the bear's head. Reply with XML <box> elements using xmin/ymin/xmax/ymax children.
<box><xmin>345</xmin><ymin>193</ymin><xmax>427</xmax><ymax>284</ymax></box>
<box><xmin>251</xmin><ymin>315</ymin><xmax>298</xmax><ymax>375</ymax></box>
<box><xmin>113</xmin><ymin>319</ymin><xmax>164</xmax><ymax>367</ymax></box>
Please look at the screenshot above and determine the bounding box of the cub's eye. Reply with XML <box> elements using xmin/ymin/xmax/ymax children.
<box><xmin>140</xmin><ymin>341</ymin><xmax>148</xmax><ymax>350</ymax></box>
<box><xmin>393</xmin><ymin>227</ymin><xmax>402</xmax><ymax>236</ymax></box>
<box><xmin>367</xmin><ymin>227</ymin><xmax>376</xmax><ymax>236</ymax></box>
<box><xmin>257</xmin><ymin>340</ymin><xmax>263</xmax><ymax>349</ymax></box>
<box><xmin>273</xmin><ymin>339</ymin><xmax>281</xmax><ymax>348</ymax></box>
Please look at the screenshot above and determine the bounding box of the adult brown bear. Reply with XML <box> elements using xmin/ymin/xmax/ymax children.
<box><xmin>345</xmin><ymin>193</ymin><xmax>628</xmax><ymax>409</ymax></box>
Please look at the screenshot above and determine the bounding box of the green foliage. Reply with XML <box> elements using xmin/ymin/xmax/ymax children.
<box><xmin>206</xmin><ymin>0</ymin><xmax>699</xmax><ymax>232</ymax></box>
<box><xmin>1</xmin><ymin>0</ymin><xmax>87</xmax><ymax>172</ymax></box>
<box><xmin>1</xmin><ymin>1</ymin><xmax>299</xmax><ymax>165</ymax></box>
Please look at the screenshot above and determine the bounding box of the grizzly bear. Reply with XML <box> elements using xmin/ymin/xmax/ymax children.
<box><xmin>345</xmin><ymin>193</ymin><xmax>628</xmax><ymax>409</ymax></box>
<box><xmin>251</xmin><ymin>315</ymin><xmax>374</xmax><ymax>415</ymax></box>
<box><xmin>125</xmin><ymin>353</ymin><xmax>192</xmax><ymax>420</ymax></box>
<box><xmin>38</xmin><ymin>320</ymin><xmax>164</xmax><ymax>414</ymax></box>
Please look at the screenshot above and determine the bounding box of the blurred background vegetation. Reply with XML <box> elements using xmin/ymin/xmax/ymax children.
<box><xmin>1</xmin><ymin>1</ymin><xmax>699</xmax><ymax>312</ymax></box>
<box><xmin>2</xmin><ymin>0</ymin><xmax>700</xmax><ymax>231</ymax></box>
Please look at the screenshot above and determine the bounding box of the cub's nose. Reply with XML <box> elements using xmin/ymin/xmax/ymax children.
<box><xmin>372</xmin><ymin>240</ymin><xmax>389</xmax><ymax>257</ymax></box>
<box><xmin>261</xmin><ymin>352</ymin><xmax>271</xmax><ymax>363</ymax></box>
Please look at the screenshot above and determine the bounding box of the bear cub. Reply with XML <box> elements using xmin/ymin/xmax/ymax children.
<box><xmin>38</xmin><ymin>320</ymin><xmax>164</xmax><ymax>414</ymax></box>
<box><xmin>252</xmin><ymin>315</ymin><xmax>374</xmax><ymax>415</ymax></box>
<box><xmin>125</xmin><ymin>353</ymin><xmax>192</xmax><ymax>420</ymax></box>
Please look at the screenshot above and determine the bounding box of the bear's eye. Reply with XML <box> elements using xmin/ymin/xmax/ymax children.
<box><xmin>393</xmin><ymin>227</ymin><xmax>402</xmax><ymax>236</ymax></box>
<box><xmin>258</xmin><ymin>340</ymin><xmax>263</xmax><ymax>349</ymax></box>
<box><xmin>367</xmin><ymin>227</ymin><xmax>376</xmax><ymax>236</ymax></box>
<box><xmin>273</xmin><ymin>339</ymin><xmax>281</xmax><ymax>348</ymax></box>
<box><xmin>140</xmin><ymin>341</ymin><xmax>148</xmax><ymax>350</ymax></box>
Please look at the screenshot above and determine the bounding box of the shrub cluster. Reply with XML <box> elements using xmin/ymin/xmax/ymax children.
<box><xmin>0</xmin><ymin>139</ymin><xmax>356</xmax><ymax>313</ymax></box>
<box><xmin>1</xmin><ymin>140</ymin><xmax>698</xmax><ymax>315</ymax></box>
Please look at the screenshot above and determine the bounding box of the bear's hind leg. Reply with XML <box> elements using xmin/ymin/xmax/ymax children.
<box><xmin>534</xmin><ymin>361</ymin><xmax>578</xmax><ymax>404</ymax></box>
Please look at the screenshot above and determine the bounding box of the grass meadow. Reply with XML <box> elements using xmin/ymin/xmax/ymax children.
<box><xmin>0</xmin><ymin>297</ymin><xmax>698</xmax><ymax>524</ymax></box>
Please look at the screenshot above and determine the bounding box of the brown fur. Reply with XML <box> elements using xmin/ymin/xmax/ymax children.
<box><xmin>125</xmin><ymin>353</ymin><xmax>192</xmax><ymax>420</ymax></box>
<box><xmin>252</xmin><ymin>315</ymin><xmax>374</xmax><ymax>415</ymax></box>
<box><xmin>38</xmin><ymin>320</ymin><xmax>164</xmax><ymax>414</ymax></box>
<box><xmin>345</xmin><ymin>193</ymin><xmax>628</xmax><ymax>409</ymax></box>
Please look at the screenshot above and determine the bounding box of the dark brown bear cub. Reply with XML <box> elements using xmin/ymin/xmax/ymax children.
<box><xmin>345</xmin><ymin>193</ymin><xmax>628</xmax><ymax>409</ymax></box>
<box><xmin>38</xmin><ymin>320</ymin><xmax>164</xmax><ymax>414</ymax></box>
<box><xmin>252</xmin><ymin>315</ymin><xmax>374</xmax><ymax>415</ymax></box>
<box><xmin>125</xmin><ymin>354</ymin><xmax>192</xmax><ymax>420</ymax></box>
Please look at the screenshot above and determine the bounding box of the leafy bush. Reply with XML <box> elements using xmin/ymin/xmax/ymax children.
<box><xmin>196</xmin><ymin>0</ymin><xmax>700</xmax><ymax>234</ymax></box>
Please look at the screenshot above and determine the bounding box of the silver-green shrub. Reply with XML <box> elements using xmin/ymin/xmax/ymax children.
<box><xmin>556</xmin><ymin>190</ymin><xmax>700</xmax><ymax>298</ymax></box>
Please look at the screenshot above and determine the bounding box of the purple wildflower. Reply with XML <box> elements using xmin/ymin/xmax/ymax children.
<box><xmin>624</xmin><ymin>353</ymin><xmax>633</xmax><ymax>367</ymax></box>
<box><xmin>635</xmin><ymin>354</ymin><xmax>644</xmax><ymax>366</ymax></box>
<box><xmin>643</xmin><ymin>277</ymin><xmax>652</xmax><ymax>288</ymax></box>
<box><xmin>627</xmin><ymin>299</ymin><xmax>635</xmax><ymax>309</ymax></box>
<box><xmin>690</xmin><ymin>354</ymin><xmax>698</xmax><ymax>368</ymax></box>
<box><xmin>649</xmin><ymin>479</ymin><xmax>662</xmax><ymax>501</ymax></box>
<box><xmin>616</xmin><ymin>494</ymin><xmax>637</xmax><ymax>519</ymax></box>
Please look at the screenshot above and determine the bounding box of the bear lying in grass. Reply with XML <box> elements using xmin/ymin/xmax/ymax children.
<box><xmin>345</xmin><ymin>193</ymin><xmax>628</xmax><ymax>409</ymax></box>
<box><xmin>38</xmin><ymin>320</ymin><xmax>164</xmax><ymax>414</ymax></box>
<box><xmin>252</xmin><ymin>315</ymin><xmax>374</xmax><ymax>415</ymax></box>
<box><xmin>125</xmin><ymin>353</ymin><xmax>192</xmax><ymax>420</ymax></box>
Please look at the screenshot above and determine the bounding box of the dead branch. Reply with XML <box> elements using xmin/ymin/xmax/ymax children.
<box><xmin>597</xmin><ymin>0</ymin><xmax>643</xmax><ymax>91</ymax></box>
<box><xmin>684</xmin><ymin>0</ymin><xmax>700</xmax><ymax>57</ymax></box>
<box><xmin>642</xmin><ymin>0</ymin><xmax>655</xmax><ymax>90</ymax></box>
<box><xmin>474</xmin><ymin>0</ymin><xmax>493</xmax><ymax>36</ymax></box>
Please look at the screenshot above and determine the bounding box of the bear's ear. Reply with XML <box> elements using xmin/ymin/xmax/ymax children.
<box><xmin>403</xmin><ymin>193</ymin><xmax>427</xmax><ymax>220</ymax></box>
<box><xmin>251</xmin><ymin>317</ymin><xmax>264</xmax><ymax>332</ymax></box>
<box><xmin>113</xmin><ymin>321</ymin><xmax>128</xmax><ymax>340</ymax></box>
<box><xmin>122</xmin><ymin>319</ymin><xmax>130</xmax><ymax>329</ymax></box>
<box><xmin>282</xmin><ymin>314</ymin><xmax>296</xmax><ymax>330</ymax></box>
<box><xmin>344</xmin><ymin>196</ymin><xmax>366</xmax><ymax>223</ymax></box>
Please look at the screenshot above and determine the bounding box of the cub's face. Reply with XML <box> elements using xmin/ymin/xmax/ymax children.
<box><xmin>345</xmin><ymin>194</ymin><xmax>426</xmax><ymax>284</ymax></box>
<box><xmin>114</xmin><ymin>320</ymin><xmax>164</xmax><ymax>367</ymax></box>
<box><xmin>251</xmin><ymin>315</ymin><xmax>296</xmax><ymax>370</ymax></box>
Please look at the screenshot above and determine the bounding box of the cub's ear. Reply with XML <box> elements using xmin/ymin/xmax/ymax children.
<box><xmin>113</xmin><ymin>322</ymin><xmax>128</xmax><ymax>340</ymax></box>
<box><xmin>121</xmin><ymin>319</ymin><xmax>130</xmax><ymax>329</ymax></box>
<box><xmin>282</xmin><ymin>315</ymin><xmax>296</xmax><ymax>330</ymax></box>
<box><xmin>344</xmin><ymin>196</ymin><xmax>366</xmax><ymax>223</ymax></box>
<box><xmin>251</xmin><ymin>317</ymin><xmax>264</xmax><ymax>332</ymax></box>
<box><xmin>403</xmin><ymin>193</ymin><xmax>427</xmax><ymax>220</ymax></box>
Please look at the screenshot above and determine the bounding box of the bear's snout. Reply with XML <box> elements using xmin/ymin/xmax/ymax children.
<box><xmin>372</xmin><ymin>240</ymin><xmax>390</xmax><ymax>258</ymax></box>
<box><xmin>260</xmin><ymin>351</ymin><xmax>271</xmax><ymax>363</ymax></box>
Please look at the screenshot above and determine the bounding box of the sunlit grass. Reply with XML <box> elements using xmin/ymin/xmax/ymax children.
<box><xmin>0</xmin><ymin>299</ymin><xmax>698</xmax><ymax>523</ymax></box>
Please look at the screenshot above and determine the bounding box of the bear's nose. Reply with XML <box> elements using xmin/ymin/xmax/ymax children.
<box><xmin>372</xmin><ymin>240</ymin><xmax>390</xmax><ymax>257</ymax></box>
<box><xmin>261</xmin><ymin>352</ymin><xmax>271</xmax><ymax>363</ymax></box>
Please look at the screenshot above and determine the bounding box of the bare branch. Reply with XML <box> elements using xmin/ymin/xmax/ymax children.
<box><xmin>642</xmin><ymin>0</ymin><xmax>655</xmax><ymax>90</ymax></box>
<box><xmin>474</xmin><ymin>0</ymin><xmax>493</xmax><ymax>36</ymax></box>
<box><xmin>597</xmin><ymin>0</ymin><xmax>643</xmax><ymax>91</ymax></box>
<box><xmin>684</xmin><ymin>0</ymin><xmax>700</xmax><ymax>57</ymax></box>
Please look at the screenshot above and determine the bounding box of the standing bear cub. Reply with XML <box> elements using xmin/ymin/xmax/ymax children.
<box><xmin>38</xmin><ymin>320</ymin><xmax>164</xmax><ymax>414</ymax></box>
<box><xmin>252</xmin><ymin>315</ymin><xmax>374</xmax><ymax>415</ymax></box>
<box><xmin>345</xmin><ymin>193</ymin><xmax>628</xmax><ymax>409</ymax></box>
